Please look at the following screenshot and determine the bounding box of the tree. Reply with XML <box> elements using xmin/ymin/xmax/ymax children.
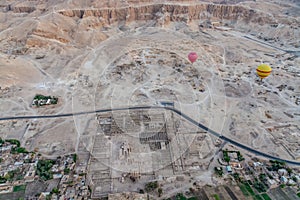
<box><xmin>223</xmin><ymin>151</ymin><xmax>230</xmax><ymax>163</ymax></box>
<box><xmin>286</xmin><ymin>168</ymin><xmax>292</xmax><ymax>176</ymax></box>
<box><xmin>158</xmin><ymin>188</ymin><xmax>163</xmax><ymax>197</ymax></box>
<box><xmin>72</xmin><ymin>154</ymin><xmax>77</xmax><ymax>162</ymax></box>
<box><xmin>52</xmin><ymin>187</ymin><xmax>59</xmax><ymax>194</ymax></box>
<box><xmin>214</xmin><ymin>167</ymin><xmax>223</xmax><ymax>177</ymax></box>
<box><xmin>64</xmin><ymin>168</ymin><xmax>70</xmax><ymax>175</ymax></box>
<box><xmin>145</xmin><ymin>181</ymin><xmax>158</xmax><ymax>192</ymax></box>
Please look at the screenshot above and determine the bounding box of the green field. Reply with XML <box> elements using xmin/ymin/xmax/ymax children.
<box><xmin>13</xmin><ymin>185</ymin><xmax>26</xmax><ymax>192</ymax></box>
<box><xmin>254</xmin><ymin>194</ymin><xmax>263</xmax><ymax>200</ymax></box>
<box><xmin>240</xmin><ymin>182</ymin><xmax>256</xmax><ymax>196</ymax></box>
<box><xmin>261</xmin><ymin>193</ymin><xmax>272</xmax><ymax>200</ymax></box>
<box><xmin>239</xmin><ymin>184</ymin><xmax>250</xmax><ymax>196</ymax></box>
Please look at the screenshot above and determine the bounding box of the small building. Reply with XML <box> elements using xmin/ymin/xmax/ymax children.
<box><xmin>24</xmin><ymin>170</ymin><xmax>36</xmax><ymax>182</ymax></box>
<box><xmin>253</xmin><ymin>162</ymin><xmax>262</xmax><ymax>167</ymax></box>
<box><xmin>288</xmin><ymin>179</ymin><xmax>296</xmax><ymax>186</ymax></box>
<box><xmin>294</xmin><ymin>175</ymin><xmax>300</xmax><ymax>183</ymax></box>
<box><xmin>267</xmin><ymin>179</ymin><xmax>277</xmax><ymax>188</ymax></box>
<box><xmin>14</xmin><ymin>161</ymin><xmax>24</xmax><ymax>166</ymax></box>
<box><xmin>280</xmin><ymin>176</ymin><xmax>288</xmax><ymax>184</ymax></box>
<box><xmin>53</xmin><ymin>174</ymin><xmax>63</xmax><ymax>179</ymax></box>
<box><xmin>228</xmin><ymin>152</ymin><xmax>238</xmax><ymax>160</ymax></box>
<box><xmin>278</xmin><ymin>169</ymin><xmax>288</xmax><ymax>176</ymax></box>
<box><xmin>39</xmin><ymin>192</ymin><xmax>50</xmax><ymax>200</ymax></box>
<box><xmin>226</xmin><ymin>166</ymin><xmax>232</xmax><ymax>173</ymax></box>
<box><xmin>230</xmin><ymin>161</ymin><xmax>242</xmax><ymax>169</ymax></box>
<box><xmin>0</xmin><ymin>184</ymin><xmax>13</xmax><ymax>194</ymax></box>
<box><xmin>253</xmin><ymin>162</ymin><xmax>263</xmax><ymax>171</ymax></box>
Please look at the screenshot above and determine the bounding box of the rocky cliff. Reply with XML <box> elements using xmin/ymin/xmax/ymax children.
<box><xmin>57</xmin><ymin>3</ymin><xmax>273</xmax><ymax>25</ymax></box>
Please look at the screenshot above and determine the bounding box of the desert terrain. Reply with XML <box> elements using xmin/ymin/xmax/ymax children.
<box><xmin>0</xmin><ymin>0</ymin><xmax>299</xmax><ymax>197</ymax></box>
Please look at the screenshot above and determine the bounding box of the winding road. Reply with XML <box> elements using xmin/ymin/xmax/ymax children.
<box><xmin>1</xmin><ymin>105</ymin><xmax>299</xmax><ymax>166</ymax></box>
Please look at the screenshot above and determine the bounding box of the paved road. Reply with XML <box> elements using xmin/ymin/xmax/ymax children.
<box><xmin>1</xmin><ymin>106</ymin><xmax>299</xmax><ymax>166</ymax></box>
<box><xmin>243</xmin><ymin>36</ymin><xmax>300</xmax><ymax>57</ymax></box>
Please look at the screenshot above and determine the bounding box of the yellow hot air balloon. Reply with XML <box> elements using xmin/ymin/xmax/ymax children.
<box><xmin>256</xmin><ymin>64</ymin><xmax>272</xmax><ymax>80</ymax></box>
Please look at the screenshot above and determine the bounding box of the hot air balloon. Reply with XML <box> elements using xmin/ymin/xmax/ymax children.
<box><xmin>188</xmin><ymin>52</ymin><xmax>198</xmax><ymax>64</ymax></box>
<box><xmin>256</xmin><ymin>64</ymin><xmax>272</xmax><ymax>80</ymax></box>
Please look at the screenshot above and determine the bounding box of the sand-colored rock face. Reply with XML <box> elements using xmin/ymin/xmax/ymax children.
<box><xmin>57</xmin><ymin>3</ymin><xmax>272</xmax><ymax>25</ymax></box>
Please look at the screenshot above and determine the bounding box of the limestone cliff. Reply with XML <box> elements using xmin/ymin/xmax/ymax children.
<box><xmin>57</xmin><ymin>3</ymin><xmax>273</xmax><ymax>24</ymax></box>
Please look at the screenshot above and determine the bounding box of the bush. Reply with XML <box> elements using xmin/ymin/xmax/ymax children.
<box><xmin>11</xmin><ymin>147</ymin><xmax>28</xmax><ymax>154</ymax></box>
<box><xmin>223</xmin><ymin>151</ymin><xmax>230</xmax><ymax>163</ymax></box>
<box><xmin>5</xmin><ymin>139</ymin><xmax>20</xmax><ymax>147</ymax></box>
<box><xmin>52</xmin><ymin>187</ymin><xmax>59</xmax><ymax>194</ymax></box>
<box><xmin>214</xmin><ymin>167</ymin><xmax>223</xmax><ymax>176</ymax></box>
<box><xmin>158</xmin><ymin>188</ymin><xmax>163</xmax><ymax>197</ymax></box>
<box><xmin>145</xmin><ymin>181</ymin><xmax>158</xmax><ymax>192</ymax></box>
<box><xmin>34</xmin><ymin>94</ymin><xmax>51</xmax><ymax>100</ymax></box>
<box><xmin>232</xmin><ymin>173</ymin><xmax>241</xmax><ymax>182</ymax></box>
<box><xmin>237</xmin><ymin>151</ymin><xmax>245</xmax><ymax>161</ymax></box>
<box><xmin>64</xmin><ymin>168</ymin><xmax>70</xmax><ymax>175</ymax></box>
<box><xmin>0</xmin><ymin>176</ymin><xmax>7</xmax><ymax>184</ymax></box>
<box><xmin>72</xmin><ymin>154</ymin><xmax>77</xmax><ymax>162</ymax></box>
<box><xmin>139</xmin><ymin>189</ymin><xmax>144</xmax><ymax>194</ymax></box>
<box><xmin>213</xmin><ymin>194</ymin><xmax>220</xmax><ymax>200</ymax></box>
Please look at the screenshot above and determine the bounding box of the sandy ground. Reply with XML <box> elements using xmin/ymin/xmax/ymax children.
<box><xmin>0</xmin><ymin>0</ymin><xmax>299</xmax><ymax>163</ymax></box>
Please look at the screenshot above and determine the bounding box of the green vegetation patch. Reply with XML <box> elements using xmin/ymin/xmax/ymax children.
<box><xmin>145</xmin><ymin>181</ymin><xmax>158</xmax><ymax>192</ymax></box>
<box><xmin>33</xmin><ymin>94</ymin><xmax>58</xmax><ymax>106</ymax></box>
<box><xmin>214</xmin><ymin>167</ymin><xmax>223</xmax><ymax>176</ymax></box>
<box><xmin>240</xmin><ymin>182</ymin><xmax>256</xmax><ymax>197</ymax></box>
<box><xmin>236</xmin><ymin>151</ymin><xmax>245</xmax><ymax>161</ymax></box>
<box><xmin>64</xmin><ymin>168</ymin><xmax>70</xmax><ymax>175</ymax></box>
<box><xmin>239</xmin><ymin>184</ymin><xmax>250</xmax><ymax>196</ymax></box>
<box><xmin>36</xmin><ymin>160</ymin><xmax>55</xmax><ymax>181</ymax></box>
<box><xmin>13</xmin><ymin>185</ymin><xmax>26</xmax><ymax>192</ymax></box>
<box><xmin>244</xmin><ymin>182</ymin><xmax>255</xmax><ymax>196</ymax></box>
<box><xmin>261</xmin><ymin>193</ymin><xmax>272</xmax><ymax>200</ymax></box>
<box><xmin>267</xmin><ymin>160</ymin><xmax>285</xmax><ymax>171</ymax></box>
<box><xmin>72</xmin><ymin>154</ymin><xmax>77</xmax><ymax>162</ymax></box>
<box><xmin>11</xmin><ymin>147</ymin><xmax>28</xmax><ymax>154</ymax></box>
<box><xmin>0</xmin><ymin>176</ymin><xmax>7</xmax><ymax>184</ymax></box>
<box><xmin>254</xmin><ymin>194</ymin><xmax>263</xmax><ymax>200</ymax></box>
<box><xmin>232</xmin><ymin>173</ymin><xmax>241</xmax><ymax>182</ymax></box>
<box><xmin>253</xmin><ymin>181</ymin><xmax>267</xmax><ymax>193</ymax></box>
<box><xmin>213</xmin><ymin>194</ymin><xmax>220</xmax><ymax>200</ymax></box>
<box><xmin>175</xmin><ymin>193</ymin><xmax>197</xmax><ymax>200</ymax></box>
<box><xmin>34</xmin><ymin>94</ymin><xmax>51</xmax><ymax>100</ymax></box>
<box><xmin>223</xmin><ymin>150</ymin><xmax>230</xmax><ymax>162</ymax></box>
<box><xmin>5</xmin><ymin>139</ymin><xmax>20</xmax><ymax>147</ymax></box>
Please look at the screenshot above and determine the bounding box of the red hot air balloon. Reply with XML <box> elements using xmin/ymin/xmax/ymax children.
<box><xmin>188</xmin><ymin>52</ymin><xmax>198</xmax><ymax>64</ymax></box>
